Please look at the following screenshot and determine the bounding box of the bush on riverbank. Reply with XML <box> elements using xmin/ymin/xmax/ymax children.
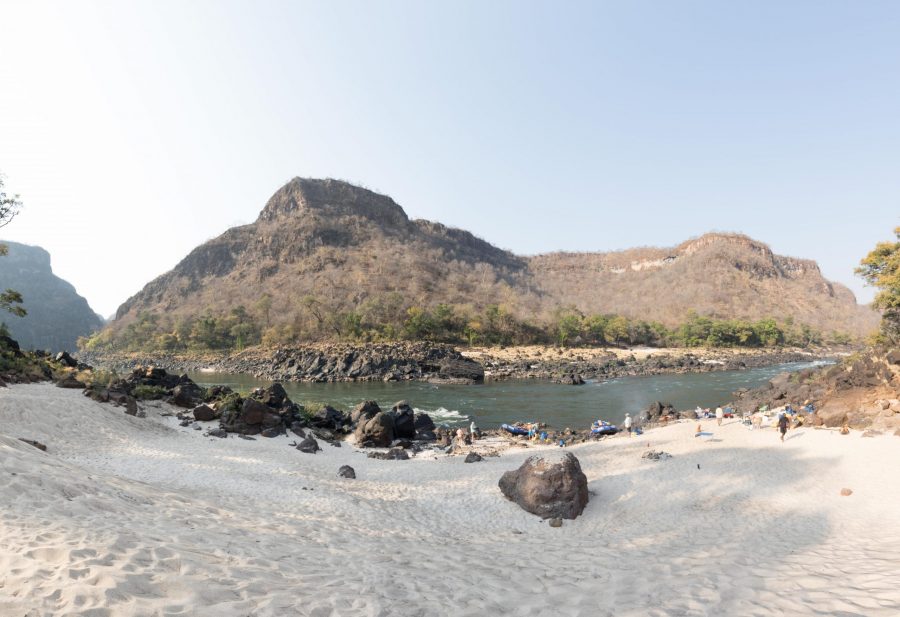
<box><xmin>79</xmin><ymin>301</ymin><xmax>855</xmax><ymax>354</ymax></box>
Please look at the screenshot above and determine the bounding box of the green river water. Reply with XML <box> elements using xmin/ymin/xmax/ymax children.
<box><xmin>188</xmin><ymin>360</ymin><xmax>828</xmax><ymax>430</ymax></box>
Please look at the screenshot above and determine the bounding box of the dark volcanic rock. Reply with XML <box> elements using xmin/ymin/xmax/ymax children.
<box><xmin>241</xmin><ymin>398</ymin><xmax>270</xmax><ymax>425</ymax></box>
<box><xmin>311</xmin><ymin>405</ymin><xmax>348</xmax><ymax>431</ymax></box>
<box><xmin>296</xmin><ymin>436</ymin><xmax>320</xmax><ymax>453</ymax></box>
<box><xmin>252</xmin><ymin>383</ymin><xmax>288</xmax><ymax>408</ymax></box>
<box><xmin>338</xmin><ymin>465</ymin><xmax>356</xmax><ymax>479</ymax></box>
<box><xmin>56</xmin><ymin>375</ymin><xmax>86</xmax><ymax>389</ymax></box>
<box><xmin>351</xmin><ymin>400</ymin><xmax>382</xmax><ymax>425</ymax></box>
<box><xmin>644</xmin><ymin>401</ymin><xmax>676</xmax><ymax>422</ymax></box>
<box><xmin>555</xmin><ymin>373</ymin><xmax>585</xmax><ymax>385</ymax></box>
<box><xmin>413</xmin><ymin>413</ymin><xmax>435</xmax><ymax>432</ymax></box>
<box><xmin>437</xmin><ymin>357</ymin><xmax>485</xmax><ymax>383</ymax></box>
<box><xmin>171</xmin><ymin>381</ymin><xmax>204</xmax><ymax>408</ymax></box>
<box><xmin>192</xmin><ymin>404</ymin><xmax>218</xmax><ymax>422</ymax></box>
<box><xmin>355</xmin><ymin>411</ymin><xmax>395</xmax><ymax>447</ymax></box>
<box><xmin>55</xmin><ymin>351</ymin><xmax>78</xmax><ymax>368</ymax></box>
<box><xmin>498</xmin><ymin>451</ymin><xmax>589</xmax><ymax>520</ymax></box>
<box><xmin>367</xmin><ymin>447</ymin><xmax>409</xmax><ymax>460</ymax></box>
<box><xmin>390</xmin><ymin>401</ymin><xmax>416</xmax><ymax>439</ymax></box>
<box><xmin>206</xmin><ymin>428</ymin><xmax>228</xmax><ymax>438</ymax></box>
<box><xmin>464</xmin><ymin>452</ymin><xmax>483</xmax><ymax>463</ymax></box>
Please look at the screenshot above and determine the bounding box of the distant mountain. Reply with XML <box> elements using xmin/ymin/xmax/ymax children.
<box><xmin>530</xmin><ymin>233</ymin><xmax>878</xmax><ymax>337</ymax></box>
<box><xmin>0</xmin><ymin>241</ymin><xmax>104</xmax><ymax>351</ymax></box>
<box><xmin>103</xmin><ymin>178</ymin><xmax>877</xmax><ymax>347</ymax></box>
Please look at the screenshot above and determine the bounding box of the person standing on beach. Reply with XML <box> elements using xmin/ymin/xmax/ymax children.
<box><xmin>778</xmin><ymin>412</ymin><xmax>789</xmax><ymax>442</ymax></box>
<box><xmin>624</xmin><ymin>413</ymin><xmax>633</xmax><ymax>436</ymax></box>
<box><xmin>469</xmin><ymin>419</ymin><xmax>478</xmax><ymax>442</ymax></box>
<box><xmin>715</xmin><ymin>406</ymin><xmax>724</xmax><ymax>426</ymax></box>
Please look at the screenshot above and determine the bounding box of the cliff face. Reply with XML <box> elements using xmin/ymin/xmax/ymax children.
<box><xmin>107</xmin><ymin>179</ymin><xmax>878</xmax><ymax>342</ymax></box>
<box><xmin>528</xmin><ymin>233</ymin><xmax>878</xmax><ymax>337</ymax></box>
<box><xmin>0</xmin><ymin>242</ymin><xmax>105</xmax><ymax>351</ymax></box>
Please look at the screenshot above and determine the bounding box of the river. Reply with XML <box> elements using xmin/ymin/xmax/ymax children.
<box><xmin>188</xmin><ymin>360</ymin><xmax>829</xmax><ymax>430</ymax></box>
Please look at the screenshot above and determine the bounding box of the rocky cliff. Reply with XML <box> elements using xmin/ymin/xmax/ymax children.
<box><xmin>529</xmin><ymin>233</ymin><xmax>877</xmax><ymax>337</ymax></box>
<box><xmin>0</xmin><ymin>242</ymin><xmax>104</xmax><ymax>351</ymax></box>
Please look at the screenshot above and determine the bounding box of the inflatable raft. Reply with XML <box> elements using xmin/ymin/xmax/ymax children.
<box><xmin>501</xmin><ymin>423</ymin><xmax>530</xmax><ymax>436</ymax></box>
<box><xmin>591</xmin><ymin>421</ymin><xmax>618</xmax><ymax>436</ymax></box>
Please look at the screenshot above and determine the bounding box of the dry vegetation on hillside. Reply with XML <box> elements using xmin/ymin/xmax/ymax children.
<box><xmin>85</xmin><ymin>179</ymin><xmax>878</xmax><ymax>352</ymax></box>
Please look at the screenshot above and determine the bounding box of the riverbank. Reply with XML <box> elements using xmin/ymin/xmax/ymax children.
<box><xmin>2</xmin><ymin>383</ymin><xmax>898</xmax><ymax>616</ymax></box>
<box><xmin>78</xmin><ymin>343</ymin><xmax>837</xmax><ymax>384</ymax></box>
<box><xmin>464</xmin><ymin>344</ymin><xmax>831</xmax><ymax>381</ymax></box>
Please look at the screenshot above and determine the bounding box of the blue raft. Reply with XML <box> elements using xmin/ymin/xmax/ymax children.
<box><xmin>501</xmin><ymin>423</ymin><xmax>530</xmax><ymax>436</ymax></box>
<box><xmin>591</xmin><ymin>421</ymin><xmax>619</xmax><ymax>436</ymax></box>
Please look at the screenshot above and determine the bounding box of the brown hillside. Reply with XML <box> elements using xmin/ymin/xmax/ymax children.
<box><xmin>106</xmin><ymin>179</ymin><xmax>877</xmax><ymax>344</ymax></box>
<box><xmin>528</xmin><ymin>233</ymin><xmax>878</xmax><ymax>338</ymax></box>
<box><xmin>112</xmin><ymin>178</ymin><xmax>540</xmax><ymax>334</ymax></box>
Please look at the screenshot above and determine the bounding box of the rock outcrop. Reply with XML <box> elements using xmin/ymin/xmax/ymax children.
<box><xmin>732</xmin><ymin>348</ymin><xmax>900</xmax><ymax>431</ymax></box>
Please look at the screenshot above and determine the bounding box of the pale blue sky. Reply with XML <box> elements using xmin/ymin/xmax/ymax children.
<box><xmin>1</xmin><ymin>0</ymin><xmax>898</xmax><ymax>317</ymax></box>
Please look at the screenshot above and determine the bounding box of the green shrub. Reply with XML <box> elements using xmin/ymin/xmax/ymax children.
<box><xmin>132</xmin><ymin>385</ymin><xmax>168</xmax><ymax>400</ymax></box>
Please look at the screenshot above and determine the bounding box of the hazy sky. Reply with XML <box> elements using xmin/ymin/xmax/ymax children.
<box><xmin>1</xmin><ymin>0</ymin><xmax>898</xmax><ymax>318</ymax></box>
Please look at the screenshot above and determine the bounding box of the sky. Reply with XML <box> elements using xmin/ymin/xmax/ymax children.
<box><xmin>0</xmin><ymin>0</ymin><xmax>898</xmax><ymax>318</ymax></box>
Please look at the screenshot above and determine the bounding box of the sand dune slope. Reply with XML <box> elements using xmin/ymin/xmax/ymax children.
<box><xmin>1</xmin><ymin>384</ymin><xmax>899</xmax><ymax>616</ymax></box>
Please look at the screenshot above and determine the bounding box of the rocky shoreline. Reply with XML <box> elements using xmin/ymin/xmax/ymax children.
<box><xmin>78</xmin><ymin>343</ymin><xmax>831</xmax><ymax>385</ymax></box>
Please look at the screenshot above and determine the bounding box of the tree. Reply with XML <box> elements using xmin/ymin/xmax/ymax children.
<box><xmin>857</xmin><ymin>227</ymin><xmax>900</xmax><ymax>341</ymax></box>
<box><xmin>0</xmin><ymin>174</ymin><xmax>22</xmax><ymax>230</ymax></box>
<box><xmin>0</xmin><ymin>174</ymin><xmax>25</xmax><ymax>318</ymax></box>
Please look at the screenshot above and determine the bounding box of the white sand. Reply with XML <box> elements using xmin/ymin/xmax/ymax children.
<box><xmin>2</xmin><ymin>384</ymin><xmax>899</xmax><ymax>616</ymax></box>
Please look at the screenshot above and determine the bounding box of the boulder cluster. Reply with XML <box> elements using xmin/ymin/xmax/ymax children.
<box><xmin>83</xmin><ymin>367</ymin><xmax>448</xmax><ymax>455</ymax></box>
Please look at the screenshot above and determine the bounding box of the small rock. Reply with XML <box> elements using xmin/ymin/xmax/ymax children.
<box><xmin>367</xmin><ymin>447</ymin><xmax>410</xmax><ymax>460</ymax></box>
<box><xmin>296</xmin><ymin>436</ymin><xmax>320</xmax><ymax>454</ymax></box>
<box><xmin>840</xmin><ymin>488</ymin><xmax>853</xmax><ymax>496</ymax></box>
<box><xmin>548</xmin><ymin>518</ymin><xmax>563</xmax><ymax>528</ymax></box>
<box><xmin>260</xmin><ymin>427</ymin><xmax>283</xmax><ymax>438</ymax></box>
<box><xmin>337</xmin><ymin>465</ymin><xmax>356</xmax><ymax>479</ymax></box>
<box><xmin>56</xmin><ymin>375</ymin><xmax>86</xmax><ymax>389</ymax></box>
<box><xmin>193</xmin><ymin>404</ymin><xmax>218</xmax><ymax>422</ymax></box>
<box><xmin>642</xmin><ymin>450</ymin><xmax>672</xmax><ymax>461</ymax></box>
<box><xmin>464</xmin><ymin>452</ymin><xmax>483</xmax><ymax>463</ymax></box>
<box><xmin>206</xmin><ymin>428</ymin><xmax>228</xmax><ymax>438</ymax></box>
<box><xmin>18</xmin><ymin>438</ymin><xmax>47</xmax><ymax>452</ymax></box>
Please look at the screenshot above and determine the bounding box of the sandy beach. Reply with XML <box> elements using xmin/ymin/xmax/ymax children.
<box><xmin>2</xmin><ymin>383</ymin><xmax>899</xmax><ymax>616</ymax></box>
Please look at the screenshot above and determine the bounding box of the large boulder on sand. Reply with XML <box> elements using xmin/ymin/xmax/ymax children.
<box><xmin>498</xmin><ymin>451</ymin><xmax>589</xmax><ymax>520</ymax></box>
<box><xmin>354</xmin><ymin>411</ymin><xmax>395</xmax><ymax>447</ymax></box>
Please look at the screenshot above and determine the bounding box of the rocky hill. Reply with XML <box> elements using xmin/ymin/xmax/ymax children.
<box><xmin>102</xmin><ymin>178</ymin><xmax>877</xmax><ymax>347</ymax></box>
<box><xmin>530</xmin><ymin>233</ymin><xmax>878</xmax><ymax>337</ymax></box>
<box><xmin>0</xmin><ymin>242</ymin><xmax>104</xmax><ymax>351</ymax></box>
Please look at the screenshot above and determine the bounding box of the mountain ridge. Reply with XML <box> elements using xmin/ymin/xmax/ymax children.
<box><xmin>102</xmin><ymin>178</ymin><xmax>878</xmax><ymax>348</ymax></box>
<box><xmin>0</xmin><ymin>241</ymin><xmax>105</xmax><ymax>351</ymax></box>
